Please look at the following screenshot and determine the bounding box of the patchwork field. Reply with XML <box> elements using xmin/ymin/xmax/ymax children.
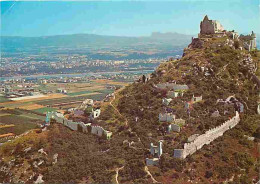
<box><xmin>0</xmin><ymin>114</ymin><xmax>41</xmax><ymax>135</ymax></box>
<box><xmin>0</xmin><ymin>96</ymin><xmax>11</xmax><ymax>103</ymax></box>
<box><xmin>91</xmin><ymin>79</ymin><xmax>129</xmax><ymax>86</ymax></box>
<box><xmin>0</xmin><ymin>79</ymin><xmax>128</xmax><ymax>141</ymax></box>
<box><xmin>0</xmin><ymin>108</ymin><xmax>45</xmax><ymax>143</ymax></box>
<box><xmin>33</xmin><ymin>107</ymin><xmax>58</xmax><ymax>114</ymax></box>
<box><xmin>18</xmin><ymin>104</ymin><xmax>45</xmax><ymax>110</ymax></box>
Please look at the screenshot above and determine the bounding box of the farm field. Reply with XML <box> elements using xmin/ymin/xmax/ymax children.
<box><xmin>0</xmin><ymin>96</ymin><xmax>11</xmax><ymax>103</ymax></box>
<box><xmin>33</xmin><ymin>107</ymin><xmax>58</xmax><ymax>114</ymax></box>
<box><xmin>0</xmin><ymin>93</ymin><xmax>67</xmax><ymax>108</ymax></box>
<box><xmin>0</xmin><ymin>109</ymin><xmax>44</xmax><ymax>142</ymax></box>
<box><xmin>91</xmin><ymin>79</ymin><xmax>130</xmax><ymax>86</ymax></box>
<box><xmin>0</xmin><ymin>79</ymin><xmax>128</xmax><ymax>141</ymax></box>
<box><xmin>0</xmin><ymin>114</ymin><xmax>41</xmax><ymax>135</ymax></box>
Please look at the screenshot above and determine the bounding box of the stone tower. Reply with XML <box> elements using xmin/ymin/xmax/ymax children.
<box><xmin>200</xmin><ymin>15</ymin><xmax>224</xmax><ymax>34</ymax></box>
<box><xmin>251</xmin><ymin>31</ymin><xmax>257</xmax><ymax>49</ymax></box>
<box><xmin>158</xmin><ymin>141</ymin><xmax>163</xmax><ymax>157</ymax></box>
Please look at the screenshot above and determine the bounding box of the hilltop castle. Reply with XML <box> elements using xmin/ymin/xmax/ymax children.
<box><xmin>200</xmin><ymin>15</ymin><xmax>224</xmax><ymax>34</ymax></box>
<box><xmin>197</xmin><ymin>15</ymin><xmax>257</xmax><ymax>51</ymax></box>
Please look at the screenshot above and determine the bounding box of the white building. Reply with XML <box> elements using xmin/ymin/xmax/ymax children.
<box><xmin>191</xmin><ymin>95</ymin><xmax>202</xmax><ymax>103</ymax></box>
<box><xmin>146</xmin><ymin>158</ymin><xmax>159</xmax><ymax>166</ymax></box>
<box><xmin>162</xmin><ymin>98</ymin><xmax>172</xmax><ymax>105</ymax></box>
<box><xmin>159</xmin><ymin>113</ymin><xmax>175</xmax><ymax>122</ymax></box>
<box><xmin>91</xmin><ymin>109</ymin><xmax>101</xmax><ymax>119</ymax></box>
<box><xmin>167</xmin><ymin>91</ymin><xmax>183</xmax><ymax>98</ymax></box>
<box><xmin>146</xmin><ymin>141</ymin><xmax>163</xmax><ymax>166</ymax></box>
<box><xmin>150</xmin><ymin>141</ymin><xmax>163</xmax><ymax>158</ymax></box>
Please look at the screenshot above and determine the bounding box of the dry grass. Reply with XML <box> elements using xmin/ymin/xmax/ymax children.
<box><xmin>0</xmin><ymin>124</ymin><xmax>15</xmax><ymax>129</ymax></box>
<box><xmin>93</xmin><ymin>79</ymin><xmax>129</xmax><ymax>86</ymax></box>
<box><xmin>46</xmin><ymin>83</ymin><xmax>105</xmax><ymax>92</ymax></box>
<box><xmin>73</xmin><ymin>92</ymin><xmax>101</xmax><ymax>97</ymax></box>
<box><xmin>0</xmin><ymin>133</ymin><xmax>15</xmax><ymax>138</ymax></box>
<box><xmin>0</xmin><ymin>113</ymin><xmax>11</xmax><ymax>117</ymax></box>
<box><xmin>0</xmin><ymin>93</ymin><xmax>67</xmax><ymax>106</ymax></box>
<box><xmin>19</xmin><ymin>104</ymin><xmax>45</xmax><ymax>110</ymax></box>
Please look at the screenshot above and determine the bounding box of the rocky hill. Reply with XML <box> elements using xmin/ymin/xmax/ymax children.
<box><xmin>0</xmin><ymin>32</ymin><xmax>259</xmax><ymax>183</ymax></box>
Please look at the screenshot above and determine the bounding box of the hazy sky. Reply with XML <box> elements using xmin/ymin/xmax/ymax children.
<box><xmin>1</xmin><ymin>0</ymin><xmax>259</xmax><ymax>37</ymax></box>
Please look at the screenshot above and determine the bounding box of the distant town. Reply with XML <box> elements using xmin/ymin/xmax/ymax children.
<box><xmin>0</xmin><ymin>55</ymin><xmax>170</xmax><ymax>77</ymax></box>
<box><xmin>0</xmin><ymin>71</ymin><xmax>153</xmax><ymax>100</ymax></box>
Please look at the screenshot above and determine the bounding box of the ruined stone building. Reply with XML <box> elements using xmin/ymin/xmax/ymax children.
<box><xmin>200</xmin><ymin>15</ymin><xmax>224</xmax><ymax>34</ymax></box>
<box><xmin>242</xmin><ymin>31</ymin><xmax>257</xmax><ymax>51</ymax></box>
<box><xmin>146</xmin><ymin>141</ymin><xmax>163</xmax><ymax>166</ymax></box>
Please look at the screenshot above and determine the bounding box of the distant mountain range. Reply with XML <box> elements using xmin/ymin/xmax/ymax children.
<box><xmin>1</xmin><ymin>32</ymin><xmax>193</xmax><ymax>52</ymax></box>
<box><xmin>2</xmin><ymin>32</ymin><xmax>259</xmax><ymax>51</ymax></box>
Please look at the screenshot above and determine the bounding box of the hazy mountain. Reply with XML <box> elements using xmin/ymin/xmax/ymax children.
<box><xmin>1</xmin><ymin>32</ymin><xmax>193</xmax><ymax>51</ymax></box>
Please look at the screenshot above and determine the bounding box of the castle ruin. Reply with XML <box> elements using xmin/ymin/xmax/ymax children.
<box><xmin>196</xmin><ymin>15</ymin><xmax>257</xmax><ymax>51</ymax></box>
<box><xmin>241</xmin><ymin>31</ymin><xmax>257</xmax><ymax>51</ymax></box>
<box><xmin>200</xmin><ymin>15</ymin><xmax>224</xmax><ymax>34</ymax></box>
<box><xmin>45</xmin><ymin>111</ymin><xmax>112</xmax><ymax>139</ymax></box>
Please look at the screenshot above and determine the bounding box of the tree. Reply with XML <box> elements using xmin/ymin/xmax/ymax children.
<box><xmin>84</xmin><ymin>106</ymin><xmax>93</xmax><ymax>116</ymax></box>
<box><xmin>87</xmin><ymin>125</ymin><xmax>92</xmax><ymax>133</ymax></box>
<box><xmin>78</xmin><ymin>124</ymin><xmax>83</xmax><ymax>133</ymax></box>
<box><xmin>205</xmin><ymin>171</ymin><xmax>213</xmax><ymax>178</ymax></box>
<box><xmin>142</xmin><ymin>75</ymin><xmax>146</xmax><ymax>83</ymax></box>
<box><xmin>234</xmin><ymin>40</ymin><xmax>240</xmax><ymax>49</ymax></box>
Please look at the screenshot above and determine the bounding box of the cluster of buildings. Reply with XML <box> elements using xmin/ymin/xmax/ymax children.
<box><xmin>68</xmin><ymin>98</ymin><xmax>101</xmax><ymax>119</ymax></box>
<box><xmin>156</xmin><ymin>82</ymin><xmax>191</xmax><ymax>133</ymax></box>
<box><xmin>0</xmin><ymin>83</ymin><xmax>41</xmax><ymax>99</ymax></box>
<box><xmin>145</xmin><ymin>16</ymin><xmax>256</xmax><ymax>166</ymax></box>
<box><xmin>146</xmin><ymin>81</ymin><xmax>244</xmax><ymax>165</ymax></box>
<box><xmin>0</xmin><ymin>52</ymin><xmax>163</xmax><ymax>77</ymax></box>
<box><xmin>145</xmin><ymin>82</ymin><xmax>190</xmax><ymax>165</ymax></box>
<box><xmin>0</xmin><ymin>74</ymin><xmax>124</xmax><ymax>99</ymax></box>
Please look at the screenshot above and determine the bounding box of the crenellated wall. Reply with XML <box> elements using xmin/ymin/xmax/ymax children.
<box><xmin>47</xmin><ymin>111</ymin><xmax>112</xmax><ymax>139</ymax></box>
<box><xmin>174</xmin><ymin>111</ymin><xmax>240</xmax><ymax>159</ymax></box>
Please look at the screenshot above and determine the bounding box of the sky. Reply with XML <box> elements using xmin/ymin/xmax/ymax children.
<box><xmin>0</xmin><ymin>0</ymin><xmax>259</xmax><ymax>37</ymax></box>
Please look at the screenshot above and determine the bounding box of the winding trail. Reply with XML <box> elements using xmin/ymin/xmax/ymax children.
<box><xmin>115</xmin><ymin>166</ymin><xmax>124</xmax><ymax>184</ymax></box>
<box><xmin>110</xmin><ymin>87</ymin><xmax>128</xmax><ymax>127</ymax></box>
<box><xmin>111</xmin><ymin>87</ymin><xmax>152</xmax><ymax>182</ymax></box>
<box><xmin>216</xmin><ymin>63</ymin><xmax>229</xmax><ymax>76</ymax></box>
<box><xmin>110</xmin><ymin>87</ymin><xmax>148</xmax><ymax>149</ymax></box>
<box><xmin>145</xmin><ymin>166</ymin><xmax>159</xmax><ymax>183</ymax></box>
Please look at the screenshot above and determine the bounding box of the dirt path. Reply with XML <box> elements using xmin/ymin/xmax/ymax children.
<box><xmin>110</xmin><ymin>87</ymin><xmax>128</xmax><ymax>127</ymax></box>
<box><xmin>216</xmin><ymin>63</ymin><xmax>229</xmax><ymax>76</ymax></box>
<box><xmin>144</xmin><ymin>166</ymin><xmax>159</xmax><ymax>183</ymax></box>
<box><xmin>115</xmin><ymin>166</ymin><xmax>124</xmax><ymax>184</ymax></box>
<box><xmin>110</xmin><ymin>87</ymin><xmax>148</xmax><ymax>149</ymax></box>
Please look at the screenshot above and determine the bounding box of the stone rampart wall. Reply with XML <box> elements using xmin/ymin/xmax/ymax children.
<box><xmin>174</xmin><ymin>111</ymin><xmax>240</xmax><ymax>159</ymax></box>
<box><xmin>48</xmin><ymin>112</ymin><xmax>112</xmax><ymax>139</ymax></box>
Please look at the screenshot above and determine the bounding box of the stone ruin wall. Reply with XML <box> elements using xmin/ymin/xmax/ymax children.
<box><xmin>48</xmin><ymin>112</ymin><xmax>112</xmax><ymax>139</ymax></box>
<box><xmin>174</xmin><ymin>111</ymin><xmax>240</xmax><ymax>159</ymax></box>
